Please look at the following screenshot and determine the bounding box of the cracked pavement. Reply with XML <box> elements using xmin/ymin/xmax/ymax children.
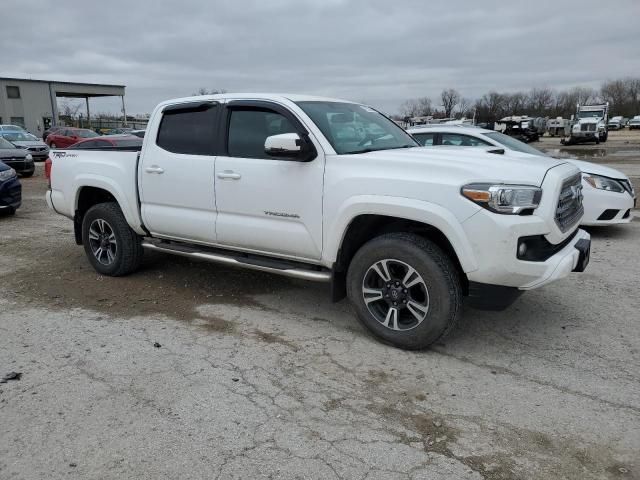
<box><xmin>0</xmin><ymin>160</ymin><xmax>639</xmax><ymax>479</ymax></box>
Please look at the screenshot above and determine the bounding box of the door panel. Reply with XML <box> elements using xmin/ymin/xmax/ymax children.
<box><xmin>214</xmin><ymin>104</ymin><xmax>324</xmax><ymax>260</ymax></box>
<box><xmin>215</xmin><ymin>156</ymin><xmax>324</xmax><ymax>259</ymax></box>
<box><xmin>139</xmin><ymin>102</ymin><xmax>219</xmax><ymax>243</ymax></box>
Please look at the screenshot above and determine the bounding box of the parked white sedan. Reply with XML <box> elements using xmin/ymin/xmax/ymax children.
<box><xmin>408</xmin><ymin>126</ymin><xmax>636</xmax><ymax>226</ymax></box>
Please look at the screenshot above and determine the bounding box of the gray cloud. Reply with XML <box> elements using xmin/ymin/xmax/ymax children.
<box><xmin>2</xmin><ymin>0</ymin><xmax>639</xmax><ymax>114</ymax></box>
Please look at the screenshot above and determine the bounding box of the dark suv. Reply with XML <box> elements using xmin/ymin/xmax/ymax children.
<box><xmin>0</xmin><ymin>161</ymin><xmax>21</xmax><ymax>215</ymax></box>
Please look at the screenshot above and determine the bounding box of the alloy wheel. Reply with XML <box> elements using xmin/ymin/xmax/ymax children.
<box><xmin>362</xmin><ymin>259</ymin><xmax>430</xmax><ymax>331</ymax></box>
<box><xmin>88</xmin><ymin>218</ymin><xmax>117</xmax><ymax>265</ymax></box>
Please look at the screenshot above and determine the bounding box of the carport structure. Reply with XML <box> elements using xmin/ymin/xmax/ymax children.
<box><xmin>0</xmin><ymin>77</ymin><xmax>126</xmax><ymax>133</ymax></box>
<box><xmin>49</xmin><ymin>80</ymin><xmax>127</xmax><ymax>127</ymax></box>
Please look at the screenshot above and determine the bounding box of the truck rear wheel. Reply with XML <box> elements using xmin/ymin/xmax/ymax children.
<box><xmin>82</xmin><ymin>202</ymin><xmax>143</xmax><ymax>276</ymax></box>
<box><xmin>346</xmin><ymin>233</ymin><xmax>462</xmax><ymax>350</ymax></box>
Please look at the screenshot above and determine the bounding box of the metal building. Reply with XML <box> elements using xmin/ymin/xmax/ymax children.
<box><xmin>0</xmin><ymin>77</ymin><xmax>126</xmax><ymax>134</ymax></box>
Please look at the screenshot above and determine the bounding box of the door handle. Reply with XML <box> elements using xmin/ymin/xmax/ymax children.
<box><xmin>217</xmin><ymin>170</ymin><xmax>241</xmax><ymax>180</ymax></box>
<box><xmin>145</xmin><ymin>165</ymin><xmax>164</xmax><ymax>174</ymax></box>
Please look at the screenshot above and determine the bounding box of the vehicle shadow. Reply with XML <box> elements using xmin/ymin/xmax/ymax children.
<box><xmin>582</xmin><ymin>224</ymin><xmax>636</xmax><ymax>240</ymax></box>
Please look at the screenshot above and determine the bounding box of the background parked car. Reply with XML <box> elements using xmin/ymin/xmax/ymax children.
<box><xmin>628</xmin><ymin>115</ymin><xmax>640</xmax><ymax>130</ymax></box>
<box><xmin>67</xmin><ymin>134</ymin><xmax>143</xmax><ymax>149</ymax></box>
<box><xmin>107</xmin><ymin>127</ymin><xmax>134</xmax><ymax>135</ymax></box>
<box><xmin>408</xmin><ymin>125</ymin><xmax>636</xmax><ymax>226</ymax></box>
<box><xmin>46</xmin><ymin>128</ymin><xmax>100</xmax><ymax>148</ymax></box>
<box><xmin>42</xmin><ymin>125</ymin><xmax>65</xmax><ymax>141</ymax></box>
<box><xmin>0</xmin><ymin>136</ymin><xmax>34</xmax><ymax>177</ymax></box>
<box><xmin>0</xmin><ymin>131</ymin><xmax>49</xmax><ymax>161</ymax></box>
<box><xmin>0</xmin><ymin>160</ymin><xmax>22</xmax><ymax>215</ymax></box>
<box><xmin>0</xmin><ymin>124</ymin><xmax>27</xmax><ymax>133</ymax></box>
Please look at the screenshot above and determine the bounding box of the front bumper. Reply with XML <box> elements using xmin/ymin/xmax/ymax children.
<box><xmin>28</xmin><ymin>149</ymin><xmax>49</xmax><ymax>161</ymax></box>
<box><xmin>0</xmin><ymin>176</ymin><xmax>22</xmax><ymax>210</ymax></box>
<box><xmin>2</xmin><ymin>158</ymin><xmax>34</xmax><ymax>175</ymax></box>
<box><xmin>462</xmin><ymin>208</ymin><xmax>591</xmax><ymax>290</ymax></box>
<box><xmin>581</xmin><ymin>187</ymin><xmax>635</xmax><ymax>226</ymax></box>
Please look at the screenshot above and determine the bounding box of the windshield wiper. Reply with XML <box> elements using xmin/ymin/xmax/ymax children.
<box><xmin>342</xmin><ymin>148</ymin><xmax>379</xmax><ymax>155</ymax></box>
<box><xmin>342</xmin><ymin>145</ymin><xmax>416</xmax><ymax>155</ymax></box>
<box><xmin>388</xmin><ymin>144</ymin><xmax>416</xmax><ymax>150</ymax></box>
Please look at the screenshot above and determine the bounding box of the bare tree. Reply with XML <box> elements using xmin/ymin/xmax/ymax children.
<box><xmin>440</xmin><ymin>89</ymin><xmax>460</xmax><ymax>118</ymax></box>
<box><xmin>400</xmin><ymin>97</ymin><xmax>432</xmax><ymax>118</ymax></box>
<box><xmin>503</xmin><ymin>92</ymin><xmax>527</xmax><ymax>115</ymax></box>
<box><xmin>456</xmin><ymin>97</ymin><xmax>471</xmax><ymax>118</ymax></box>
<box><xmin>527</xmin><ymin>87</ymin><xmax>554</xmax><ymax>116</ymax></box>
<box><xmin>59</xmin><ymin>99</ymin><xmax>83</xmax><ymax>118</ymax></box>
<box><xmin>192</xmin><ymin>88</ymin><xmax>227</xmax><ymax>96</ymax></box>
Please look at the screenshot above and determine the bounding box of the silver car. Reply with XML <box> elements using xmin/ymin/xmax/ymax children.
<box><xmin>0</xmin><ymin>131</ymin><xmax>50</xmax><ymax>161</ymax></box>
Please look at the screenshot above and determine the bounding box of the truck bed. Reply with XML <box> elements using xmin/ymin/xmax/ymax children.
<box><xmin>47</xmin><ymin>149</ymin><xmax>145</xmax><ymax>235</ymax></box>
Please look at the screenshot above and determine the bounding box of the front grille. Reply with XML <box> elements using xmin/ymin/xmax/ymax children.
<box><xmin>28</xmin><ymin>147</ymin><xmax>47</xmax><ymax>152</ymax></box>
<box><xmin>555</xmin><ymin>173</ymin><xmax>584</xmax><ymax>232</ymax></box>
<box><xmin>580</xmin><ymin>123</ymin><xmax>596</xmax><ymax>132</ymax></box>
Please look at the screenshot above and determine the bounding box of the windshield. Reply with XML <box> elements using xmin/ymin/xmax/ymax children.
<box><xmin>0</xmin><ymin>137</ymin><xmax>17</xmax><ymax>149</ymax></box>
<box><xmin>484</xmin><ymin>132</ymin><xmax>547</xmax><ymax>156</ymax></box>
<box><xmin>578</xmin><ymin>110</ymin><xmax>604</xmax><ymax>119</ymax></box>
<box><xmin>296</xmin><ymin>101</ymin><xmax>418</xmax><ymax>154</ymax></box>
<box><xmin>75</xmin><ymin>129</ymin><xmax>99</xmax><ymax>138</ymax></box>
<box><xmin>1</xmin><ymin>131</ymin><xmax>33</xmax><ymax>141</ymax></box>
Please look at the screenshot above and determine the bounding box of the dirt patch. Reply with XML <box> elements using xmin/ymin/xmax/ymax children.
<box><xmin>251</xmin><ymin>329</ymin><xmax>299</xmax><ymax>351</ymax></box>
<box><xmin>193</xmin><ymin>315</ymin><xmax>238</xmax><ymax>334</ymax></box>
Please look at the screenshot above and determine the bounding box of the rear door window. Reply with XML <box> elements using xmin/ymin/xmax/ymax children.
<box><xmin>156</xmin><ymin>104</ymin><xmax>218</xmax><ymax>155</ymax></box>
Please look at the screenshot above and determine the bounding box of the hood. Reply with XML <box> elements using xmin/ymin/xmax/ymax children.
<box><xmin>353</xmin><ymin>147</ymin><xmax>566</xmax><ymax>186</ymax></box>
<box><xmin>0</xmin><ymin>160</ymin><xmax>9</xmax><ymax>172</ymax></box>
<box><xmin>0</xmin><ymin>148</ymin><xmax>28</xmax><ymax>159</ymax></box>
<box><xmin>566</xmin><ymin>159</ymin><xmax>629</xmax><ymax>180</ymax></box>
<box><xmin>476</xmin><ymin>147</ymin><xmax>628</xmax><ymax>180</ymax></box>
<box><xmin>11</xmin><ymin>140</ymin><xmax>48</xmax><ymax>148</ymax></box>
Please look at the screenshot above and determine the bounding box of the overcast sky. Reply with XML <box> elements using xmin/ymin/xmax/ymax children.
<box><xmin>2</xmin><ymin>0</ymin><xmax>639</xmax><ymax>115</ymax></box>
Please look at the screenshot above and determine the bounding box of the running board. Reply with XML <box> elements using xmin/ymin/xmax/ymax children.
<box><xmin>141</xmin><ymin>241</ymin><xmax>331</xmax><ymax>282</ymax></box>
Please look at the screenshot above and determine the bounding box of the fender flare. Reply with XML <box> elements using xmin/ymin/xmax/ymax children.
<box><xmin>324</xmin><ymin>195</ymin><xmax>479</xmax><ymax>273</ymax></box>
<box><xmin>72</xmin><ymin>175</ymin><xmax>146</xmax><ymax>235</ymax></box>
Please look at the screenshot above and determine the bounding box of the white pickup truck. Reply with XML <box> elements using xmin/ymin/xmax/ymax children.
<box><xmin>46</xmin><ymin>93</ymin><xmax>590</xmax><ymax>349</ymax></box>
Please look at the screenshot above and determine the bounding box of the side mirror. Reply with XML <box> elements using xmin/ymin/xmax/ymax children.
<box><xmin>264</xmin><ymin>133</ymin><xmax>302</xmax><ymax>158</ymax></box>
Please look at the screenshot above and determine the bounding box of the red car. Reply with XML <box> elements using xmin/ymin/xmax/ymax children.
<box><xmin>46</xmin><ymin>128</ymin><xmax>100</xmax><ymax>148</ymax></box>
<box><xmin>67</xmin><ymin>135</ymin><xmax>143</xmax><ymax>149</ymax></box>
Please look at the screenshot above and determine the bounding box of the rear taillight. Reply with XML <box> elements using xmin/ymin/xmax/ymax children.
<box><xmin>45</xmin><ymin>157</ymin><xmax>52</xmax><ymax>188</ymax></box>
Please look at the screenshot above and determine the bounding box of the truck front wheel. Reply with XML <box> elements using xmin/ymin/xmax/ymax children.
<box><xmin>82</xmin><ymin>202</ymin><xmax>143</xmax><ymax>276</ymax></box>
<box><xmin>346</xmin><ymin>233</ymin><xmax>462</xmax><ymax>350</ymax></box>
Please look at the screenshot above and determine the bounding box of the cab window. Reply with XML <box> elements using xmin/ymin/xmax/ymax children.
<box><xmin>227</xmin><ymin>108</ymin><xmax>296</xmax><ymax>159</ymax></box>
<box><xmin>441</xmin><ymin>133</ymin><xmax>491</xmax><ymax>147</ymax></box>
<box><xmin>413</xmin><ymin>132</ymin><xmax>435</xmax><ymax>146</ymax></box>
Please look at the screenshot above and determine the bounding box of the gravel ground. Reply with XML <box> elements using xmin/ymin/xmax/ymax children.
<box><xmin>1</xmin><ymin>141</ymin><xmax>639</xmax><ymax>479</ymax></box>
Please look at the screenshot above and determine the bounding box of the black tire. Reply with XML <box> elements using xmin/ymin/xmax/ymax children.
<box><xmin>346</xmin><ymin>233</ymin><xmax>462</xmax><ymax>350</ymax></box>
<box><xmin>21</xmin><ymin>171</ymin><xmax>34</xmax><ymax>178</ymax></box>
<box><xmin>82</xmin><ymin>202</ymin><xmax>143</xmax><ymax>276</ymax></box>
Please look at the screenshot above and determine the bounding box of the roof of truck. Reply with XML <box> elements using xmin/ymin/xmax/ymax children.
<box><xmin>156</xmin><ymin>93</ymin><xmax>357</xmax><ymax>109</ymax></box>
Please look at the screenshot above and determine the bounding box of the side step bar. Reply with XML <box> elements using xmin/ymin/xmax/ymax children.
<box><xmin>141</xmin><ymin>240</ymin><xmax>331</xmax><ymax>282</ymax></box>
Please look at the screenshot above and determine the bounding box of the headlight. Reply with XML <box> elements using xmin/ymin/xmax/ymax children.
<box><xmin>26</xmin><ymin>153</ymin><xmax>33</xmax><ymax>161</ymax></box>
<box><xmin>461</xmin><ymin>184</ymin><xmax>542</xmax><ymax>214</ymax></box>
<box><xmin>0</xmin><ymin>168</ymin><xmax>17</xmax><ymax>181</ymax></box>
<box><xmin>583</xmin><ymin>174</ymin><xmax>625</xmax><ymax>193</ymax></box>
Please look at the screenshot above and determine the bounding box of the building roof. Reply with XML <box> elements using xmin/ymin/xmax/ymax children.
<box><xmin>0</xmin><ymin>77</ymin><xmax>125</xmax><ymax>89</ymax></box>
